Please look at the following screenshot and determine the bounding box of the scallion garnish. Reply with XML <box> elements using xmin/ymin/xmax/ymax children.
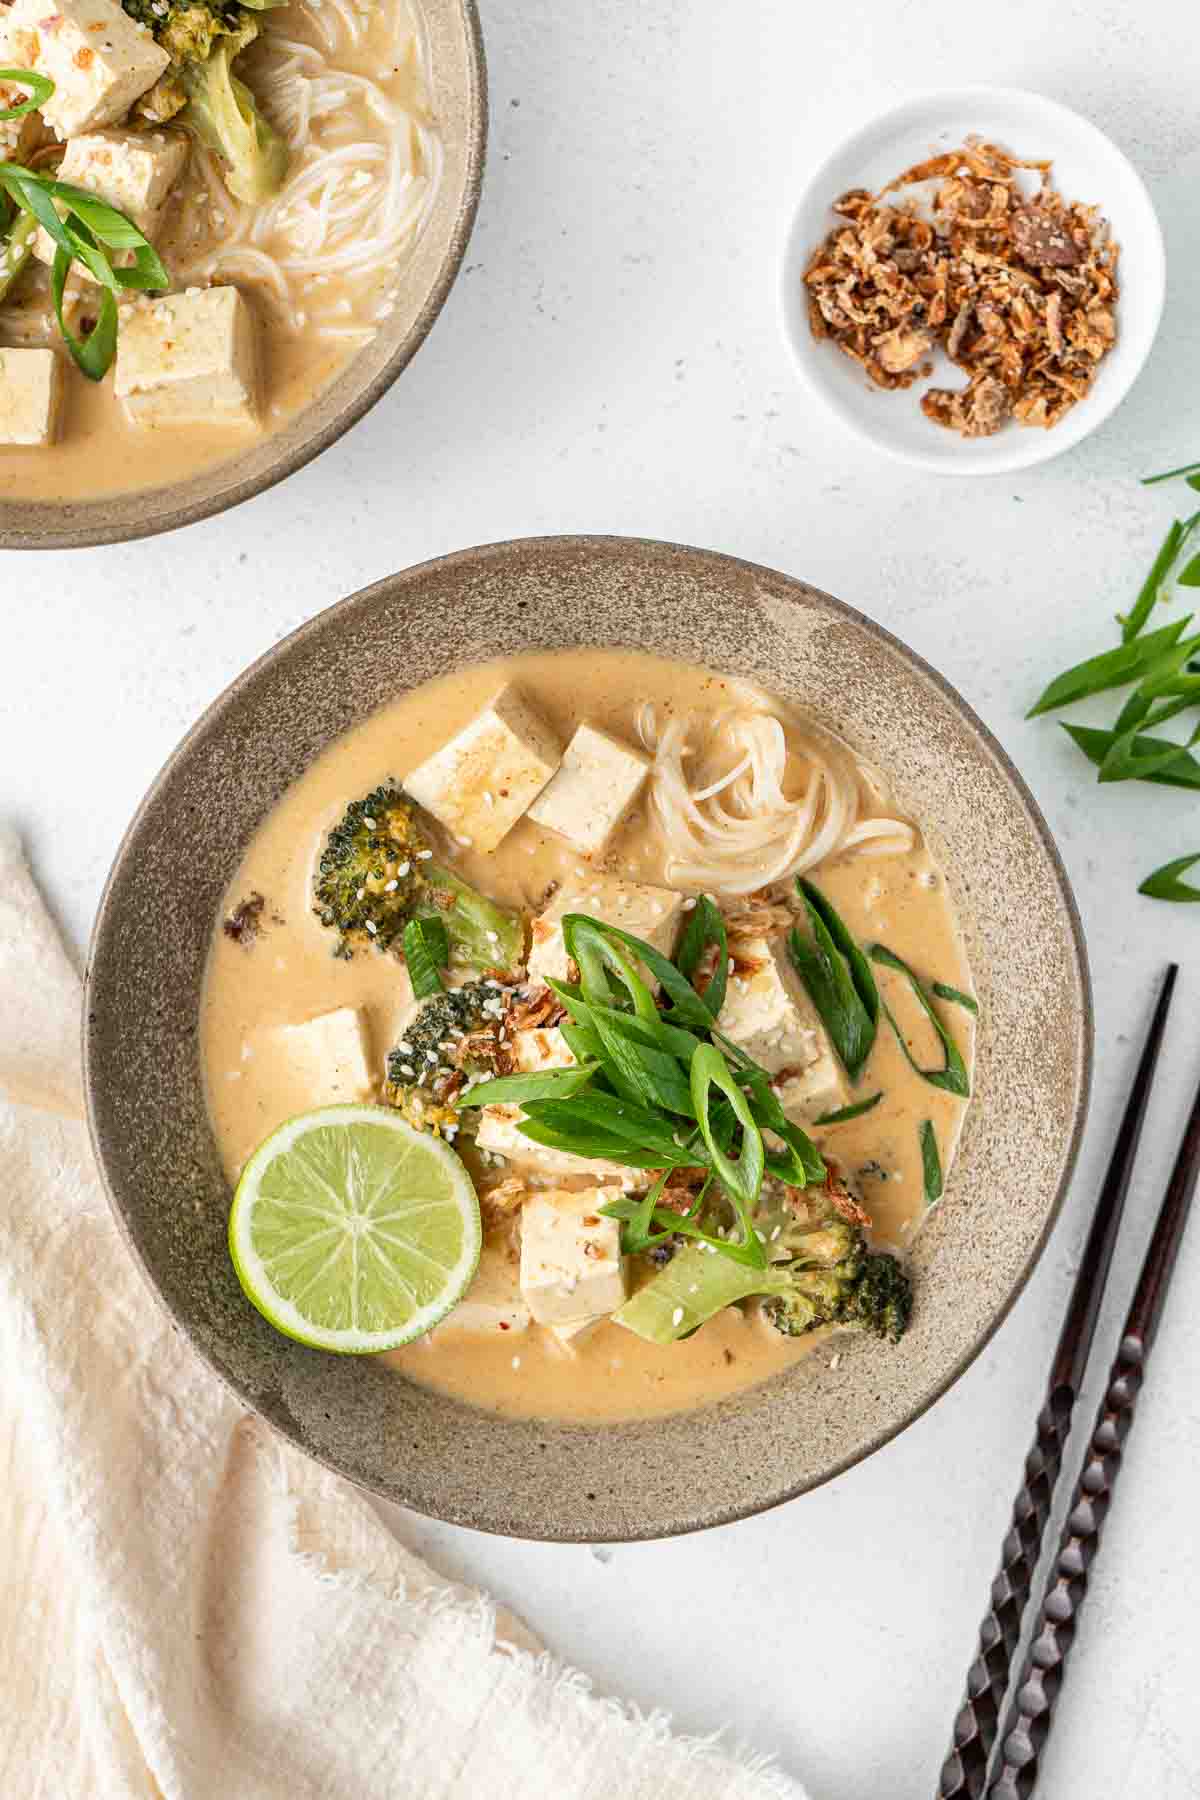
<box><xmin>1142</xmin><ymin>459</ymin><xmax>1200</xmax><ymax>488</ymax></box>
<box><xmin>920</xmin><ymin>1120</ymin><xmax>943</xmax><ymax>1207</ymax></box>
<box><xmin>931</xmin><ymin>982</ymin><xmax>978</xmax><ymax>1016</ymax></box>
<box><xmin>402</xmin><ymin>915</ymin><xmax>449</xmax><ymax>999</ymax></box>
<box><xmin>0</xmin><ymin>159</ymin><xmax>168</xmax><ymax>380</ymax></box>
<box><xmin>1138</xmin><ymin>853</ymin><xmax>1200</xmax><ymax>903</ymax></box>
<box><xmin>815</xmin><ymin>1093</ymin><xmax>883</xmax><ymax>1125</ymax></box>
<box><xmin>457</xmin><ymin>911</ymin><xmax>825</xmax><ymax>1267</ymax></box>
<box><xmin>787</xmin><ymin>879</ymin><xmax>879</xmax><ymax>1082</ymax></box>
<box><xmin>870</xmin><ymin>945</ymin><xmax>971</xmax><ymax>1099</ymax></box>
<box><xmin>0</xmin><ymin>69</ymin><xmax>53</xmax><ymax>122</ymax></box>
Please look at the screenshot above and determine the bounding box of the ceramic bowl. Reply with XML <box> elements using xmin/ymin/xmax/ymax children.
<box><xmin>0</xmin><ymin>0</ymin><xmax>486</xmax><ymax>551</ymax></box>
<box><xmin>84</xmin><ymin>536</ymin><xmax>1092</xmax><ymax>1540</ymax></box>
<box><xmin>780</xmin><ymin>85</ymin><xmax>1165</xmax><ymax>476</ymax></box>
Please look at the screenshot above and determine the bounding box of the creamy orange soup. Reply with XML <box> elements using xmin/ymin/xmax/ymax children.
<box><xmin>202</xmin><ymin>648</ymin><xmax>975</xmax><ymax>1422</ymax></box>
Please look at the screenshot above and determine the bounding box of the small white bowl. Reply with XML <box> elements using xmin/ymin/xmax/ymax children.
<box><xmin>780</xmin><ymin>85</ymin><xmax>1165</xmax><ymax>476</ymax></box>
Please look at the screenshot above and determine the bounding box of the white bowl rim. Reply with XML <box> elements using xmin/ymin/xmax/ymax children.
<box><xmin>778</xmin><ymin>82</ymin><xmax>1167</xmax><ymax>478</ymax></box>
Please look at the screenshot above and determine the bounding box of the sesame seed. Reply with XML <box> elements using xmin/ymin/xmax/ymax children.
<box><xmin>365</xmin><ymin>921</ymin><xmax>377</xmax><ymax>935</ymax></box>
<box><xmin>483</xmin><ymin>791</ymin><xmax>495</xmax><ymax>808</ymax></box>
<box><xmin>397</xmin><ymin>862</ymin><xmax>410</xmax><ymax>877</ymax></box>
<box><xmin>682</xmin><ymin>898</ymin><xmax>697</xmax><ymax>911</ymax></box>
<box><xmin>425</xmin><ymin>1050</ymin><xmax>439</xmax><ymax>1063</ymax></box>
<box><xmin>399</xmin><ymin>1063</ymin><xmax>415</xmax><ymax>1078</ymax></box>
<box><xmin>397</xmin><ymin>1041</ymin><xmax>412</xmax><ymax>1055</ymax></box>
<box><xmin>486</xmin><ymin>930</ymin><xmax>499</xmax><ymax>944</ymax></box>
<box><xmin>362</xmin><ymin>816</ymin><xmax>376</xmax><ymax>829</ymax></box>
<box><xmin>356</xmin><ymin>886</ymin><xmax>366</xmax><ymax>900</ymax></box>
<box><xmin>671</xmin><ymin>1306</ymin><xmax>685</xmax><ymax>1326</ymax></box>
<box><xmin>511</xmin><ymin>1355</ymin><xmax>521</xmax><ymax>1369</ymax></box>
<box><xmin>384</xmin><ymin>879</ymin><xmax>399</xmax><ymax>892</ymax></box>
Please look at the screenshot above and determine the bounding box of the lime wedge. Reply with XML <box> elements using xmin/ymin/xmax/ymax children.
<box><xmin>229</xmin><ymin>1105</ymin><xmax>482</xmax><ymax>1353</ymax></box>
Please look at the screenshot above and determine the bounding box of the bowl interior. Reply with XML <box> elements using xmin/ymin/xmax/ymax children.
<box><xmin>84</xmin><ymin>536</ymin><xmax>1091</xmax><ymax>1539</ymax></box>
<box><xmin>0</xmin><ymin>0</ymin><xmax>485</xmax><ymax>551</ymax></box>
<box><xmin>780</xmin><ymin>86</ymin><xmax>1164</xmax><ymax>476</ymax></box>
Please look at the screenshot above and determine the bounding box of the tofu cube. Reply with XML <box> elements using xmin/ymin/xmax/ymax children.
<box><xmin>35</xmin><ymin>130</ymin><xmax>188</xmax><ymax>270</ymax></box>
<box><xmin>475</xmin><ymin>1103</ymin><xmax>650</xmax><ymax>1191</ymax></box>
<box><xmin>0</xmin><ymin>348</ymin><xmax>63</xmax><ymax>448</ymax></box>
<box><xmin>512</xmin><ymin>1026</ymin><xmax>576</xmax><ymax>1073</ymax></box>
<box><xmin>115</xmin><ymin>287</ymin><xmax>260</xmax><ymax>428</ymax></box>
<box><xmin>548</xmin><ymin>1313</ymin><xmax>605</xmax><ymax>1352</ymax></box>
<box><xmin>270</xmin><ymin>1007</ymin><xmax>374</xmax><ymax>1105</ymax></box>
<box><xmin>526</xmin><ymin>722</ymin><xmax>650</xmax><ymax>857</ymax></box>
<box><xmin>437</xmin><ymin>1253</ymin><xmax>531</xmax><ymax>1336</ymax></box>
<box><xmin>7</xmin><ymin>0</ymin><xmax>169</xmax><ymax>139</ymax></box>
<box><xmin>519</xmin><ymin>1189</ymin><xmax>628</xmax><ymax>1325</ymax></box>
<box><xmin>526</xmin><ymin>874</ymin><xmax>687</xmax><ymax>988</ymax></box>
<box><xmin>719</xmin><ymin>937</ymin><xmax>846</xmax><ymax>1125</ymax></box>
<box><xmin>404</xmin><ymin>684</ymin><xmax>561</xmax><ymax>854</ymax></box>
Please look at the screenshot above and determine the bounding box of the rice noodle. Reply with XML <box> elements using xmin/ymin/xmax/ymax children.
<box><xmin>636</xmin><ymin>704</ymin><xmax>917</xmax><ymax>897</ymax></box>
<box><xmin>169</xmin><ymin>0</ymin><xmax>441</xmax><ymax>336</ymax></box>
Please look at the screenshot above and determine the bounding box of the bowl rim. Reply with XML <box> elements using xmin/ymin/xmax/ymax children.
<box><xmin>83</xmin><ymin>534</ymin><xmax>1094</xmax><ymax>1537</ymax></box>
<box><xmin>778</xmin><ymin>81</ymin><xmax>1166</xmax><ymax>477</ymax></box>
<box><xmin>0</xmin><ymin>0</ymin><xmax>487</xmax><ymax>553</ymax></box>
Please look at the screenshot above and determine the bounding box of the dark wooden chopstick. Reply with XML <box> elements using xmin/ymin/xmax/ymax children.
<box><xmin>937</xmin><ymin>965</ymin><xmax>1178</xmax><ymax>1799</ymax></box>
<box><xmin>986</xmin><ymin>995</ymin><xmax>1200</xmax><ymax>1798</ymax></box>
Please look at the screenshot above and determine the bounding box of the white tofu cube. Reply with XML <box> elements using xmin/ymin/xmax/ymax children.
<box><xmin>115</xmin><ymin>287</ymin><xmax>260</xmax><ymax>428</ymax></box>
<box><xmin>526</xmin><ymin>874</ymin><xmax>687</xmax><ymax>988</ymax></box>
<box><xmin>475</xmin><ymin>1103</ymin><xmax>650</xmax><ymax>1191</ymax></box>
<box><xmin>404</xmin><ymin>684</ymin><xmax>561</xmax><ymax>854</ymax></box>
<box><xmin>437</xmin><ymin>1253</ymin><xmax>531</xmax><ymax>1336</ymax></box>
<box><xmin>270</xmin><ymin>1006</ymin><xmax>374</xmax><ymax>1105</ymax></box>
<box><xmin>0</xmin><ymin>348</ymin><xmax>63</xmax><ymax>448</ymax></box>
<box><xmin>548</xmin><ymin>1313</ymin><xmax>605</xmax><ymax>1351</ymax></box>
<box><xmin>34</xmin><ymin>129</ymin><xmax>188</xmax><ymax>269</ymax></box>
<box><xmin>526</xmin><ymin>723</ymin><xmax>650</xmax><ymax>857</ymax></box>
<box><xmin>718</xmin><ymin>937</ymin><xmax>847</xmax><ymax>1125</ymax></box>
<box><xmin>512</xmin><ymin>1026</ymin><xmax>576</xmax><ymax>1073</ymax></box>
<box><xmin>7</xmin><ymin>0</ymin><xmax>169</xmax><ymax>139</ymax></box>
<box><xmin>519</xmin><ymin>1189</ymin><xmax>628</xmax><ymax>1325</ymax></box>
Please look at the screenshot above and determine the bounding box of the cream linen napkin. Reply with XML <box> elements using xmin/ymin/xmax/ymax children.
<box><xmin>0</xmin><ymin>827</ymin><xmax>807</xmax><ymax>1800</ymax></box>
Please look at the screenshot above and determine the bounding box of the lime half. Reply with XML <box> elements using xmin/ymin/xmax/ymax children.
<box><xmin>229</xmin><ymin>1105</ymin><xmax>482</xmax><ymax>1353</ymax></box>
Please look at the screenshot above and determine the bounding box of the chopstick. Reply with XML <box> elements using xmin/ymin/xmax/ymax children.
<box><xmin>937</xmin><ymin>965</ymin><xmax>1178</xmax><ymax>1800</ymax></box>
<box><xmin>986</xmin><ymin>994</ymin><xmax>1200</xmax><ymax>1798</ymax></box>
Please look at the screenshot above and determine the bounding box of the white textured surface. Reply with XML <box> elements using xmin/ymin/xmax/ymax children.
<box><xmin>3</xmin><ymin>1</ymin><xmax>1200</xmax><ymax>1795</ymax></box>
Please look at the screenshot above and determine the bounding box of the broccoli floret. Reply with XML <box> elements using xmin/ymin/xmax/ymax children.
<box><xmin>615</xmin><ymin>1183</ymin><xmax>913</xmax><ymax>1348</ymax></box>
<box><xmin>383</xmin><ymin>982</ymin><xmax>510</xmax><ymax>1138</ymax></box>
<box><xmin>762</xmin><ymin>1251</ymin><xmax>911</xmax><ymax>1343</ymax></box>
<box><xmin>313</xmin><ymin>785</ymin><xmax>525</xmax><ymax>973</ymax></box>
<box><xmin>178</xmin><ymin>32</ymin><xmax>290</xmax><ymax>203</ymax></box>
<box><xmin>122</xmin><ymin>0</ymin><xmax>290</xmax><ymax>200</ymax></box>
<box><xmin>757</xmin><ymin>1182</ymin><xmax>911</xmax><ymax>1342</ymax></box>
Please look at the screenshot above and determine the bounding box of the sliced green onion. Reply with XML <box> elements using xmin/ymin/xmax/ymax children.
<box><xmin>870</xmin><ymin>945</ymin><xmax>970</xmax><ymax>1098</ymax></box>
<box><xmin>815</xmin><ymin>1093</ymin><xmax>883</xmax><ymax>1125</ymax></box>
<box><xmin>931</xmin><ymin>983</ymin><xmax>978</xmax><ymax>1016</ymax></box>
<box><xmin>403</xmin><ymin>915</ymin><xmax>448</xmax><ymax>998</ymax></box>
<box><xmin>920</xmin><ymin>1120</ymin><xmax>943</xmax><ymax>1207</ymax></box>
<box><xmin>0</xmin><ymin>69</ymin><xmax>53</xmax><ymax>122</ymax></box>
<box><xmin>1138</xmin><ymin>853</ymin><xmax>1200</xmax><ymax>903</ymax></box>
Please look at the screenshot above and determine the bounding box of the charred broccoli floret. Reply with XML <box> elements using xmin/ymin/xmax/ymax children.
<box><xmin>759</xmin><ymin>1183</ymin><xmax>911</xmax><ymax>1343</ymax></box>
<box><xmin>383</xmin><ymin>981</ymin><xmax>511</xmax><ymax>1138</ymax></box>
<box><xmin>314</xmin><ymin>786</ymin><xmax>525</xmax><ymax>973</ymax></box>
<box><xmin>615</xmin><ymin>1180</ymin><xmax>913</xmax><ymax>1346</ymax></box>
<box><xmin>762</xmin><ymin>1250</ymin><xmax>911</xmax><ymax>1343</ymax></box>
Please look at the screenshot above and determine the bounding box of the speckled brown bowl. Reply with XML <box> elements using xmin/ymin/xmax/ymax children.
<box><xmin>0</xmin><ymin>0</ymin><xmax>485</xmax><ymax>552</ymax></box>
<box><xmin>84</xmin><ymin>536</ymin><xmax>1092</xmax><ymax>1540</ymax></box>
